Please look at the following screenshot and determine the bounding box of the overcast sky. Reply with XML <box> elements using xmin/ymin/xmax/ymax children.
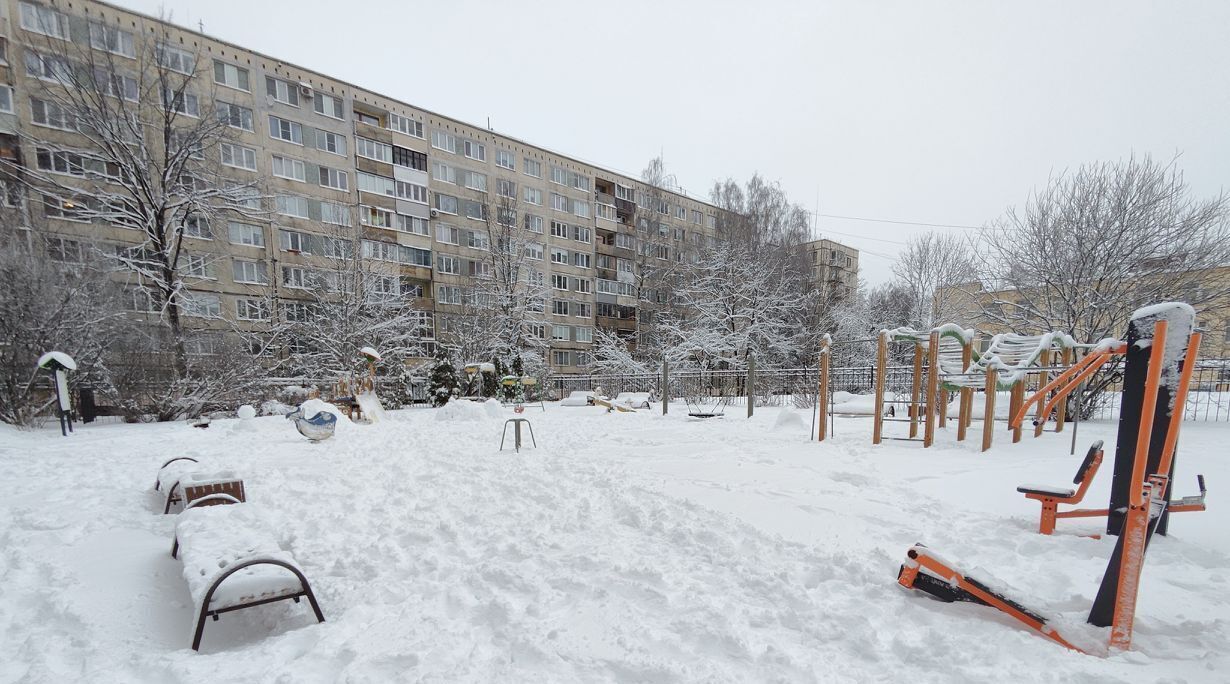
<box><xmin>114</xmin><ymin>0</ymin><xmax>1230</xmax><ymax>284</ymax></box>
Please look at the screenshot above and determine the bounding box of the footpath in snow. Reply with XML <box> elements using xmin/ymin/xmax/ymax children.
<box><xmin>0</xmin><ymin>402</ymin><xmax>1226</xmax><ymax>683</ymax></box>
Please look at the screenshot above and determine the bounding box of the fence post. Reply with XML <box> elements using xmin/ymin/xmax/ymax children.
<box><xmin>661</xmin><ymin>357</ymin><xmax>669</xmax><ymax>415</ymax></box>
<box><xmin>817</xmin><ymin>339</ymin><xmax>830</xmax><ymax>442</ymax></box>
<box><xmin>747</xmin><ymin>355</ymin><xmax>755</xmax><ymax>418</ymax></box>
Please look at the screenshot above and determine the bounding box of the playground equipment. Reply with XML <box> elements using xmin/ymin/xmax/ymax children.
<box><xmin>500</xmin><ymin>375</ymin><xmax>546</xmax><ymax>412</ymax></box>
<box><xmin>683</xmin><ymin>370</ymin><xmax>736</xmax><ymax>418</ymax></box>
<box><xmin>285</xmin><ymin>406</ymin><xmax>338</xmax><ymax>442</ymax></box>
<box><xmin>871</xmin><ymin>325</ymin><xmax>1083</xmax><ymax>451</ymax></box>
<box><xmin>37</xmin><ymin>351</ymin><xmax>77</xmax><ymax>436</ymax></box>
<box><xmin>896</xmin><ymin>303</ymin><xmax>1202</xmax><ymax>653</ymax></box>
<box><xmin>329</xmin><ymin>347</ymin><xmax>385</xmax><ymax>422</ymax></box>
<box><xmin>500</xmin><ymin>418</ymin><xmax>537</xmax><ymax>452</ymax></box>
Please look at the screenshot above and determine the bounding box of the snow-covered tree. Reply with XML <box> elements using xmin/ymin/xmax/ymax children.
<box><xmin>590</xmin><ymin>326</ymin><xmax>651</xmax><ymax>376</ymax></box>
<box><xmin>891</xmin><ymin>231</ymin><xmax>976</xmax><ymax>328</ymax></box>
<box><xmin>282</xmin><ymin>223</ymin><xmax>432</xmax><ymax>382</ymax></box>
<box><xmin>2</xmin><ymin>18</ymin><xmax>267</xmax><ymax>386</ymax></box>
<box><xmin>427</xmin><ymin>348</ymin><xmax>458</xmax><ymax>407</ymax></box>
<box><xmin>0</xmin><ymin>230</ymin><xmax>122</xmax><ymax>426</ymax></box>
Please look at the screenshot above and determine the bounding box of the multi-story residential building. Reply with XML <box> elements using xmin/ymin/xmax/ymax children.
<box><xmin>1</xmin><ymin>0</ymin><xmax>722</xmax><ymax>375</ymax></box>
<box><xmin>801</xmin><ymin>238</ymin><xmax>859</xmax><ymax>301</ymax></box>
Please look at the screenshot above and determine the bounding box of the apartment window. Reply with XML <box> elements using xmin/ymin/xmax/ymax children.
<box><xmin>269</xmin><ymin>116</ymin><xmax>303</xmax><ymax>144</ymax></box>
<box><xmin>596</xmin><ymin>203</ymin><xmax>616</xmax><ymax>221</ymax></box>
<box><xmin>467</xmin><ymin>230</ymin><xmax>490</xmax><ymax>250</ymax></box>
<box><xmin>691</xmin><ymin>210</ymin><xmax>703</xmax><ymax>225</ymax></box>
<box><xmin>319</xmin><ymin>166</ymin><xmax>349</xmax><ymax>191</ymax></box>
<box><xmin>437</xmin><ymin>285</ymin><xmax>462</xmax><ymax>305</ymax></box>
<box><xmin>434</xmin><ymin>194</ymin><xmax>459</xmax><ymax>215</ymax></box>
<box><xmin>575</xmin><ymin>326</ymin><xmax>593</xmax><ymax>342</ymax></box>
<box><xmin>266</xmin><ymin>77</ymin><xmax>300</xmax><ymax>106</ymax></box>
<box><xmin>463</xmin><ymin>140</ymin><xmax>486</xmax><ymax>161</ymax></box>
<box><xmin>228</xmin><ymin>222</ymin><xmax>265</xmax><ymax>247</ymax></box>
<box><xmin>315</xmin><ymin>130</ymin><xmax>347</xmax><ymax>156</ymax></box>
<box><xmin>435</xmin><ymin>223</ymin><xmax>460</xmax><ymax>245</ymax></box>
<box><xmin>272</xmin><ymin>155</ymin><xmax>306</xmax><ymax>182</ymax></box>
<box><xmin>493</xmin><ymin>179</ymin><xmax>516</xmax><ymax>199</ymax></box>
<box><xmin>467</xmin><ymin>259</ymin><xmax>490</xmax><ymax>278</ymax></box>
<box><xmin>572</xmin><ymin>226</ymin><xmax>591</xmax><ymax>243</ymax></box>
<box><xmin>706</xmin><ymin>214</ymin><xmax>717</xmax><ymax>229</ymax></box>
<box><xmin>31</xmin><ymin>98</ymin><xmax>74</xmax><ymax>131</ymax></box>
<box><xmin>89</xmin><ymin>23</ymin><xmax>135</xmax><ymax>58</ymax></box>
<box><xmin>434</xmin><ymin>255</ymin><xmax>457</xmax><ymax>275</ymax></box>
<box><xmin>518</xmin><ymin>187</ymin><xmax>543</xmax><ymax>206</ymax></box>
<box><xmin>464</xmin><ymin>171</ymin><xmax>488</xmax><ymax>193</ymax></box>
<box><xmin>498</xmin><ymin>208</ymin><xmax>516</xmax><ymax>227</ymax></box>
<box><xmin>551</xmin><ymin>274</ymin><xmax>569</xmax><ymax>290</ymax></box>
<box><xmin>573</xmin><ymin>253</ymin><xmax>591</xmax><ymax>268</ymax></box>
<box><xmin>388</xmin><ymin>113</ymin><xmax>424</xmax><ymax>138</ymax></box>
<box><xmin>552</xmin><ymin>350</ymin><xmax>571</xmax><ymax>366</ymax></box>
<box><xmin>279</xmin><ymin>229</ymin><xmax>310</xmax><ymax>253</ymax></box>
<box><xmin>182</xmin><ymin>254</ymin><xmax>213</xmax><ymax>279</ymax></box>
<box><xmin>275</xmin><ymin>195</ymin><xmax>310</xmax><ymax>218</ymax></box>
<box><xmin>162</xmin><ymin>88</ymin><xmax>200</xmax><ymax>117</ymax></box>
<box><xmin>616</xmin><ymin>184</ymin><xmax>635</xmax><ymax>202</ymax></box>
<box><xmin>387</xmin><ymin>214</ymin><xmax>424</xmax><ymax>236</ymax></box>
<box><xmin>551</xmin><ymin>193</ymin><xmax>568</xmax><ymax>212</ymax></box>
<box><xmin>357</xmin><ymin>137</ymin><xmax>393</xmax><ymax>163</ymax></box>
<box><xmin>575</xmin><ymin>279</ymin><xmax>592</xmax><ymax>294</ymax></box>
<box><xmin>355</xmin><ymin>111</ymin><xmax>379</xmax><ymax>127</ymax></box>
<box><xmin>551</xmin><ymin>221</ymin><xmax>569</xmax><ymax>239</ymax></box>
<box><xmin>617</xmin><ymin>258</ymin><xmax>634</xmax><ymax>274</ymax></box>
<box><xmin>552</xmin><ymin>325</ymin><xmax>570</xmax><ymax>341</ymax></box>
<box><xmin>463</xmin><ymin>201</ymin><xmax>486</xmax><ymax>221</ymax></box>
<box><xmin>573</xmin><ymin>200</ymin><xmax>590</xmax><ymax>219</ymax></box>
<box><xmin>21</xmin><ymin>2</ymin><xmax>70</xmax><ymax>39</ymax></box>
<box><xmin>229</xmin><ymin>183</ymin><xmax>261</xmax><ymax>210</ymax></box>
<box><xmin>576</xmin><ymin>303</ymin><xmax>593</xmax><ymax>318</ymax></box>
<box><xmin>572</xmin><ymin>174</ymin><xmax>590</xmax><ymax>192</ymax></box>
<box><xmin>361</xmin><ymin>205</ymin><xmax>393</xmax><ymax>228</ymax></box>
<box><xmin>216</xmin><ymin>102</ymin><xmax>254</xmax><ymax>131</ymax></box>
<box><xmin>313</xmin><ymin>92</ymin><xmax>344</xmax><ymax>119</ymax></box>
<box><xmin>183</xmin><ymin>214</ymin><xmax>211</xmax><ymax>239</ymax></box>
<box><xmin>397</xmin><ymin>181</ymin><xmax>428</xmax><ymax>204</ymax></box>
<box><xmin>358</xmin><ymin>171</ymin><xmax>396</xmax><ymax>196</ymax></box>
<box><xmin>236</xmin><ymin>298</ymin><xmax>270</xmax><ymax>321</ymax></box>
<box><xmin>526</xmin><ymin>322</ymin><xmax>546</xmax><ymax>339</ymax></box>
<box><xmin>616</xmin><ymin>233</ymin><xmax>636</xmax><ymax>251</ymax></box>
<box><xmin>182</xmin><ymin>293</ymin><xmax>221</xmax><ymax>318</ymax></box>
<box><xmin>35</xmin><ymin>148</ymin><xmax>116</xmax><ymax>178</ymax></box>
<box><xmin>43</xmin><ymin>196</ymin><xmax>91</xmax><ymax>221</ymax></box>
<box><xmin>282</xmin><ymin>266</ymin><xmax>310</xmax><ymax>289</ymax></box>
<box><xmin>432</xmin><ymin>130</ymin><xmax>457</xmax><ymax>154</ymax></box>
<box><xmin>320</xmin><ymin>202</ymin><xmax>350</xmax><ymax>226</ymax></box>
<box><xmin>524</xmin><ymin>214</ymin><xmax>544</xmax><ymax>233</ymax></box>
<box><xmin>232</xmin><ymin>259</ymin><xmax>268</xmax><ymax>285</ymax></box>
<box><xmin>392</xmin><ymin>146</ymin><xmax>427</xmax><ymax>171</ymax></box>
<box><xmin>550</xmin><ymin>167</ymin><xmax>568</xmax><ymax>185</ymax></box>
<box><xmin>213</xmin><ymin>61</ymin><xmax>250</xmax><ymax>91</ymax></box>
<box><xmin>674</xmin><ymin>206</ymin><xmax>686</xmax><ymax>220</ymax></box>
<box><xmin>552</xmin><ymin>300</ymin><xmax>569</xmax><ymax>316</ymax></box>
<box><xmin>524</xmin><ymin>158</ymin><xmax>542</xmax><ymax>178</ymax></box>
<box><xmin>220</xmin><ymin>143</ymin><xmax>257</xmax><ymax>171</ymax></box>
<box><xmin>433</xmin><ymin>162</ymin><xmax>457</xmax><ymax>185</ymax></box>
<box><xmin>496</xmin><ymin>149</ymin><xmax>515</xmax><ymax>170</ymax></box>
<box><xmin>524</xmin><ymin>242</ymin><xmax>543</xmax><ymax>260</ymax></box>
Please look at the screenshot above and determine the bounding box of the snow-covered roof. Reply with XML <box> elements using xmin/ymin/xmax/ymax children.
<box><xmin>37</xmin><ymin>351</ymin><xmax>77</xmax><ymax>371</ymax></box>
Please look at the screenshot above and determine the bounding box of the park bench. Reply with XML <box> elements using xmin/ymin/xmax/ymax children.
<box><xmin>171</xmin><ymin>498</ymin><xmax>325</xmax><ymax>651</ymax></box>
<box><xmin>154</xmin><ymin>458</ymin><xmax>245</xmax><ymax>514</ymax></box>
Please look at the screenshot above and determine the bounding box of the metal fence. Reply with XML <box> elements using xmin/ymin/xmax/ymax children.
<box><xmin>549</xmin><ymin>359</ymin><xmax>1230</xmax><ymax>422</ymax></box>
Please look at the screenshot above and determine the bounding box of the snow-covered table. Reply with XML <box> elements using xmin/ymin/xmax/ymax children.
<box><xmin>172</xmin><ymin>503</ymin><xmax>325</xmax><ymax>651</ymax></box>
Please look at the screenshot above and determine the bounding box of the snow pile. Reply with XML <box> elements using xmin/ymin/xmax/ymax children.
<box><xmin>356</xmin><ymin>391</ymin><xmax>386</xmax><ymax>423</ymax></box>
<box><xmin>772</xmin><ymin>407</ymin><xmax>807</xmax><ymax>432</ymax></box>
<box><xmin>433</xmin><ymin>398</ymin><xmax>494</xmax><ymax>422</ymax></box>
<box><xmin>260</xmin><ymin>400</ymin><xmax>295</xmax><ymax>416</ymax></box>
<box><xmin>236</xmin><ymin>405</ymin><xmax>257</xmax><ymax>420</ymax></box>
<box><xmin>482</xmin><ymin>398</ymin><xmax>504</xmax><ymax>418</ymax></box>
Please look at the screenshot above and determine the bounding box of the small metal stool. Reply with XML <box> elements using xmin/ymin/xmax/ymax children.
<box><xmin>500</xmin><ymin>418</ymin><xmax>537</xmax><ymax>452</ymax></box>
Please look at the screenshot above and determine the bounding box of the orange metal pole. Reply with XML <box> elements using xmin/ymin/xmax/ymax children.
<box><xmin>1128</xmin><ymin>320</ymin><xmax>1168</xmax><ymax>508</ymax></box>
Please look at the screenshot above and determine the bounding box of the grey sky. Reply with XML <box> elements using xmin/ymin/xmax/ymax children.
<box><xmin>113</xmin><ymin>0</ymin><xmax>1230</xmax><ymax>284</ymax></box>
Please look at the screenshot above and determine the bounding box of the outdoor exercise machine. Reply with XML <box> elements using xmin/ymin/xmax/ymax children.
<box><xmin>897</xmin><ymin>303</ymin><xmax>1202</xmax><ymax>653</ymax></box>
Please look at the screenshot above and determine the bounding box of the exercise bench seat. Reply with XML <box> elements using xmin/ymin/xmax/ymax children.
<box><xmin>1018</xmin><ymin>440</ymin><xmax>1104</xmax><ymax>535</ymax></box>
<box><xmin>173</xmin><ymin>499</ymin><xmax>325</xmax><ymax>651</ymax></box>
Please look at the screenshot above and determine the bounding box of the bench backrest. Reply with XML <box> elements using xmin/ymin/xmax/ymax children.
<box><xmin>1073</xmin><ymin>440</ymin><xmax>1104</xmax><ymax>485</ymax></box>
<box><xmin>184</xmin><ymin>478</ymin><xmax>246</xmax><ymax>508</ymax></box>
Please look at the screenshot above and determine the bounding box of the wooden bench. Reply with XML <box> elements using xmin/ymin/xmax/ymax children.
<box><xmin>155</xmin><ymin>458</ymin><xmax>245</xmax><ymax>514</ymax></box>
<box><xmin>172</xmin><ymin>498</ymin><xmax>325</xmax><ymax>651</ymax></box>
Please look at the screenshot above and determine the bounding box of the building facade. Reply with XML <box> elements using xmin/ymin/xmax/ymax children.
<box><xmin>1</xmin><ymin>0</ymin><xmax>723</xmax><ymax>375</ymax></box>
<box><xmin>801</xmin><ymin>238</ymin><xmax>859</xmax><ymax>301</ymax></box>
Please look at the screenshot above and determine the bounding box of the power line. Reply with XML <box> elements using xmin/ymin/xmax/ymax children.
<box><xmin>813</xmin><ymin>228</ymin><xmax>910</xmax><ymax>246</ymax></box>
<box><xmin>811</xmin><ymin>211</ymin><xmax>985</xmax><ymax>231</ymax></box>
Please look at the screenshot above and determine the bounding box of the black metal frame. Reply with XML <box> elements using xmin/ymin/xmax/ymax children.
<box><xmin>155</xmin><ymin>457</ymin><xmax>199</xmax><ymax>514</ymax></box>
<box><xmin>188</xmin><ymin>557</ymin><xmax>325</xmax><ymax>651</ymax></box>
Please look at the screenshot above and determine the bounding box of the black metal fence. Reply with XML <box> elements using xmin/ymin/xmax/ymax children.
<box><xmin>550</xmin><ymin>359</ymin><xmax>1230</xmax><ymax>422</ymax></box>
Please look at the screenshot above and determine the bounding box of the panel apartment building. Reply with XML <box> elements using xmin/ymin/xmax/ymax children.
<box><xmin>0</xmin><ymin>0</ymin><xmax>723</xmax><ymax>374</ymax></box>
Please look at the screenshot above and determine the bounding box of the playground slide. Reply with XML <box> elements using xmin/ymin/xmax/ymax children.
<box><xmin>356</xmin><ymin>391</ymin><xmax>386</xmax><ymax>423</ymax></box>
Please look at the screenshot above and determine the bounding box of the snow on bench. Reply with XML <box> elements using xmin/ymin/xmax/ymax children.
<box><xmin>560</xmin><ymin>390</ymin><xmax>596</xmax><ymax>407</ymax></box>
<box><xmin>154</xmin><ymin>458</ymin><xmax>244</xmax><ymax>514</ymax></box>
<box><xmin>172</xmin><ymin>501</ymin><xmax>325</xmax><ymax>651</ymax></box>
<box><xmin>155</xmin><ymin>457</ymin><xmax>200</xmax><ymax>513</ymax></box>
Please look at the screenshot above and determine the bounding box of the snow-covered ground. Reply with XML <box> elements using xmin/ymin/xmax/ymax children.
<box><xmin>1</xmin><ymin>401</ymin><xmax>1226</xmax><ymax>682</ymax></box>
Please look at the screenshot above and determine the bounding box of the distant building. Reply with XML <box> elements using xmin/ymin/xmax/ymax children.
<box><xmin>801</xmin><ymin>238</ymin><xmax>859</xmax><ymax>301</ymax></box>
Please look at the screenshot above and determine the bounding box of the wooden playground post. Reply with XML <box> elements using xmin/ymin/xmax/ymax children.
<box><xmin>957</xmin><ymin>339</ymin><xmax>973</xmax><ymax>442</ymax></box>
<box><xmin>924</xmin><ymin>330</ymin><xmax>940</xmax><ymax>448</ymax></box>
<box><xmin>909</xmin><ymin>342</ymin><xmax>923</xmax><ymax>438</ymax></box>
<box><xmin>873</xmin><ymin>331</ymin><xmax>887</xmax><ymax>445</ymax></box>
<box><xmin>817</xmin><ymin>339</ymin><xmax>830</xmax><ymax>442</ymax></box>
<box><xmin>1055</xmin><ymin>347</ymin><xmax>1073</xmax><ymax>432</ymax></box>
<box><xmin>1010</xmin><ymin>381</ymin><xmax>1025</xmax><ymax>443</ymax></box>
<box><xmin>982</xmin><ymin>367</ymin><xmax>997</xmax><ymax>452</ymax></box>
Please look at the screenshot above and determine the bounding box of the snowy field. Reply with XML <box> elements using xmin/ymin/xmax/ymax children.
<box><xmin>1</xmin><ymin>401</ymin><xmax>1226</xmax><ymax>683</ymax></box>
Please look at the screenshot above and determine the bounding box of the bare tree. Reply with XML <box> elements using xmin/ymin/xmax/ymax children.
<box><xmin>5</xmin><ymin>15</ymin><xmax>265</xmax><ymax>385</ymax></box>
<box><xmin>975</xmin><ymin>154</ymin><xmax>1230</xmax><ymax>342</ymax></box>
<box><xmin>891</xmin><ymin>231</ymin><xmax>977</xmax><ymax>328</ymax></box>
